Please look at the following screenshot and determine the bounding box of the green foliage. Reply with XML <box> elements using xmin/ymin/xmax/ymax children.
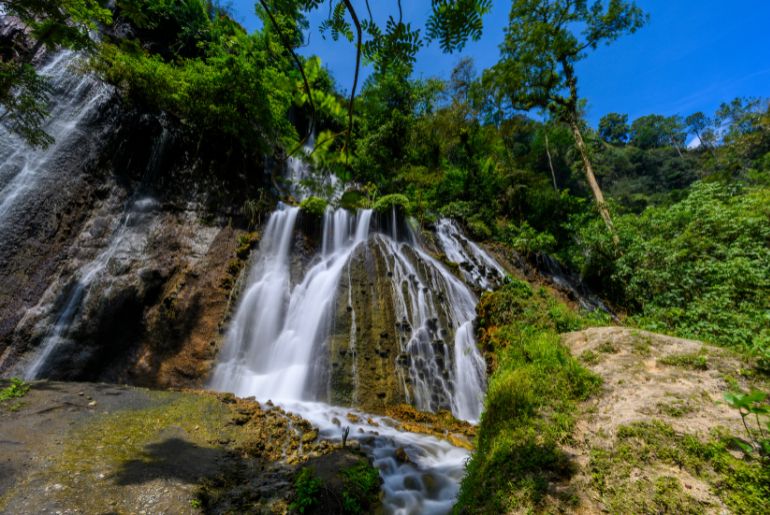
<box><xmin>723</xmin><ymin>390</ymin><xmax>770</xmax><ymax>458</ymax></box>
<box><xmin>629</xmin><ymin>114</ymin><xmax>686</xmax><ymax>150</ymax></box>
<box><xmin>457</xmin><ymin>280</ymin><xmax>601</xmax><ymax>512</ymax></box>
<box><xmin>426</xmin><ymin>0</ymin><xmax>492</xmax><ymax>53</ymax></box>
<box><xmin>575</xmin><ymin>181</ymin><xmax>770</xmax><ymax>352</ymax></box>
<box><xmin>372</xmin><ymin>193</ymin><xmax>410</xmax><ymax>214</ymax></box>
<box><xmin>338</xmin><ymin>190</ymin><xmax>367</xmax><ymax>210</ymax></box>
<box><xmin>0</xmin><ymin>0</ymin><xmax>112</xmax><ymax>146</ymax></box>
<box><xmin>340</xmin><ymin>459</ymin><xmax>381</xmax><ymax>514</ymax></box>
<box><xmin>598</xmin><ymin>112</ymin><xmax>629</xmax><ymax>145</ymax></box>
<box><xmin>502</xmin><ymin>221</ymin><xmax>556</xmax><ymax>258</ymax></box>
<box><xmin>0</xmin><ymin>378</ymin><xmax>30</xmax><ymax>402</ymax></box>
<box><xmin>299</xmin><ymin>196</ymin><xmax>328</xmax><ymax>217</ymax></box>
<box><xmin>93</xmin><ymin>0</ymin><xmax>307</xmax><ymax>153</ymax></box>
<box><xmin>290</xmin><ymin>467</ymin><xmax>322</xmax><ymax>514</ymax></box>
<box><xmin>0</xmin><ymin>62</ymin><xmax>54</xmax><ymax>147</ymax></box>
<box><xmin>488</xmin><ymin>0</ymin><xmax>646</xmax><ymax>118</ymax></box>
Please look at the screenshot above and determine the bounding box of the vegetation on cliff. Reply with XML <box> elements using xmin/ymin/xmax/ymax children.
<box><xmin>455</xmin><ymin>280</ymin><xmax>601</xmax><ymax>512</ymax></box>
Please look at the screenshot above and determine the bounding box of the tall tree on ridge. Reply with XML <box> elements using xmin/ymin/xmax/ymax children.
<box><xmin>487</xmin><ymin>0</ymin><xmax>647</xmax><ymax>243</ymax></box>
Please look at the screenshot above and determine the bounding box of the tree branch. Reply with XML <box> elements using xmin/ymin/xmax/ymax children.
<box><xmin>341</xmin><ymin>0</ymin><xmax>362</xmax><ymax>160</ymax></box>
<box><xmin>258</xmin><ymin>0</ymin><xmax>316</xmax><ymax>152</ymax></box>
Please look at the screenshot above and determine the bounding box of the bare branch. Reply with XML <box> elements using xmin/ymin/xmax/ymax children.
<box><xmin>258</xmin><ymin>0</ymin><xmax>316</xmax><ymax>152</ymax></box>
<box><xmin>341</xmin><ymin>0</ymin><xmax>362</xmax><ymax>160</ymax></box>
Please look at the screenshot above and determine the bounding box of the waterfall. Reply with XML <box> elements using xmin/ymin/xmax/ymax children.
<box><xmin>211</xmin><ymin>210</ymin><xmax>488</xmax><ymax>421</ymax></box>
<box><xmin>0</xmin><ymin>51</ymin><xmax>111</xmax><ymax>227</ymax></box>
<box><xmin>434</xmin><ymin>219</ymin><xmax>507</xmax><ymax>291</ymax></box>
<box><xmin>210</xmin><ymin>155</ymin><xmax>507</xmax><ymax>513</ymax></box>
<box><xmin>374</xmin><ymin>235</ymin><xmax>486</xmax><ymax>421</ymax></box>
<box><xmin>210</xmin><ymin>206</ymin><xmax>374</xmax><ymax>399</ymax></box>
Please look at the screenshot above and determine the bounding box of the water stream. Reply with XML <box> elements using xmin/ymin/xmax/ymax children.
<box><xmin>0</xmin><ymin>51</ymin><xmax>111</xmax><ymax>227</ymax></box>
<box><xmin>211</xmin><ymin>162</ymin><xmax>507</xmax><ymax>512</ymax></box>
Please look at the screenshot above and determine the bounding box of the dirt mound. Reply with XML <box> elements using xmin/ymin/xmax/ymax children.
<box><xmin>560</xmin><ymin>327</ymin><xmax>769</xmax><ymax>513</ymax></box>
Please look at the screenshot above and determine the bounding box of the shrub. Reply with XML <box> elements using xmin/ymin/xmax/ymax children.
<box><xmin>456</xmin><ymin>281</ymin><xmax>602</xmax><ymax>513</ymax></box>
<box><xmin>576</xmin><ymin>181</ymin><xmax>770</xmax><ymax>352</ymax></box>
<box><xmin>341</xmin><ymin>460</ymin><xmax>381</xmax><ymax>514</ymax></box>
<box><xmin>299</xmin><ymin>196</ymin><xmax>329</xmax><ymax>217</ymax></box>
<box><xmin>372</xmin><ymin>193</ymin><xmax>410</xmax><ymax>214</ymax></box>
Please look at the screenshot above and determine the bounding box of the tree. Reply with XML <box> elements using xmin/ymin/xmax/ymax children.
<box><xmin>259</xmin><ymin>1</ymin><xmax>492</xmax><ymax>157</ymax></box>
<box><xmin>685</xmin><ymin>111</ymin><xmax>717</xmax><ymax>158</ymax></box>
<box><xmin>629</xmin><ymin>114</ymin><xmax>685</xmax><ymax>154</ymax></box>
<box><xmin>598</xmin><ymin>112</ymin><xmax>629</xmax><ymax>145</ymax></box>
<box><xmin>487</xmin><ymin>0</ymin><xmax>647</xmax><ymax>242</ymax></box>
<box><xmin>0</xmin><ymin>0</ymin><xmax>112</xmax><ymax>146</ymax></box>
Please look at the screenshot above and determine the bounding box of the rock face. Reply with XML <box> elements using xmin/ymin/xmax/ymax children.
<box><xmin>0</xmin><ymin>380</ymin><xmax>375</xmax><ymax>514</ymax></box>
<box><xmin>555</xmin><ymin>327</ymin><xmax>769</xmax><ymax>513</ymax></box>
<box><xmin>323</xmin><ymin>234</ymin><xmax>481</xmax><ymax>416</ymax></box>
<box><xmin>326</xmin><ymin>238</ymin><xmax>407</xmax><ymax>412</ymax></box>
<box><xmin>0</xmin><ymin>53</ymin><xmax>272</xmax><ymax>386</ymax></box>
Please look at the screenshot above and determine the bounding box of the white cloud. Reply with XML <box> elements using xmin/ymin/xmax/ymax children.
<box><xmin>686</xmin><ymin>135</ymin><xmax>702</xmax><ymax>149</ymax></box>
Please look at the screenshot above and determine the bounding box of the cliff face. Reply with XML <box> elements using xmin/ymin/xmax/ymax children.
<box><xmin>0</xmin><ymin>49</ymin><xmax>273</xmax><ymax>386</ymax></box>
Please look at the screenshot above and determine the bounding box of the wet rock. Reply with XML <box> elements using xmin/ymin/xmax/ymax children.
<box><xmin>394</xmin><ymin>447</ymin><xmax>411</xmax><ymax>464</ymax></box>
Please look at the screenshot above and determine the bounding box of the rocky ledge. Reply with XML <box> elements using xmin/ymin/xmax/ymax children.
<box><xmin>0</xmin><ymin>381</ymin><xmax>381</xmax><ymax>514</ymax></box>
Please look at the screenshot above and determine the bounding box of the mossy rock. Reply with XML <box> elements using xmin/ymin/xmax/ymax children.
<box><xmin>339</xmin><ymin>190</ymin><xmax>368</xmax><ymax>210</ymax></box>
<box><xmin>300</xmin><ymin>196</ymin><xmax>329</xmax><ymax>217</ymax></box>
<box><xmin>372</xmin><ymin>194</ymin><xmax>410</xmax><ymax>214</ymax></box>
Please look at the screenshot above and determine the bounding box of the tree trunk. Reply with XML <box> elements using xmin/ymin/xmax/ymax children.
<box><xmin>544</xmin><ymin>132</ymin><xmax>558</xmax><ymax>191</ymax></box>
<box><xmin>569</xmin><ymin>120</ymin><xmax>619</xmax><ymax>246</ymax></box>
<box><xmin>670</xmin><ymin>136</ymin><xmax>684</xmax><ymax>159</ymax></box>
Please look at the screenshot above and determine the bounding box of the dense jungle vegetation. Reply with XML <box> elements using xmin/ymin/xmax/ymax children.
<box><xmin>2</xmin><ymin>0</ymin><xmax>769</xmax><ymax>512</ymax></box>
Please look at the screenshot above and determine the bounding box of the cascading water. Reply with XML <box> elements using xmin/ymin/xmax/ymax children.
<box><xmin>0</xmin><ymin>50</ymin><xmax>112</xmax><ymax>227</ymax></box>
<box><xmin>373</xmin><ymin>235</ymin><xmax>486</xmax><ymax>422</ymax></box>
<box><xmin>434</xmin><ymin>218</ymin><xmax>507</xmax><ymax>291</ymax></box>
<box><xmin>17</xmin><ymin>124</ymin><xmax>170</xmax><ymax>379</ymax></box>
<box><xmin>210</xmin><ymin>154</ymin><xmax>507</xmax><ymax>513</ymax></box>
<box><xmin>210</xmin><ymin>206</ymin><xmax>374</xmax><ymax>399</ymax></box>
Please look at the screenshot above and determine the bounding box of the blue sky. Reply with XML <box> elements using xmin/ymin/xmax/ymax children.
<box><xmin>227</xmin><ymin>1</ymin><xmax>770</xmax><ymax>127</ymax></box>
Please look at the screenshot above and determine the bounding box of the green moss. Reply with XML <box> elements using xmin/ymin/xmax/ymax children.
<box><xmin>290</xmin><ymin>467</ymin><xmax>322</xmax><ymax>514</ymax></box>
<box><xmin>341</xmin><ymin>459</ymin><xmax>381</xmax><ymax>514</ymax></box>
<box><xmin>372</xmin><ymin>193</ymin><xmax>410</xmax><ymax>214</ymax></box>
<box><xmin>660</xmin><ymin>350</ymin><xmax>709</xmax><ymax>371</ymax></box>
<box><xmin>54</xmin><ymin>393</ymin><xmax>231</xmax><ymax>476</ymax></box>
<box><xmin>235</xmin><ymin>231</ymin><xmax>260</xmax><ymax>259</ymax></box>
<box><xmin>456</xmin><ymin>281</ymin><xmax>603</xmax><ymax>513</ymax></box>
<box><xmin>0</xmin><ymin>378</ymin><xmax>30</xmax><ymax>412</ymax></box>
<box><xmin>590</xmin><ymin>420</ymin><xmax>770</xmax><ymax>514</ymax></box>
<box><xmin>300</xmin><ymin>196</ymin><xmax>329</xmax><ymax>217</ymax></box>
